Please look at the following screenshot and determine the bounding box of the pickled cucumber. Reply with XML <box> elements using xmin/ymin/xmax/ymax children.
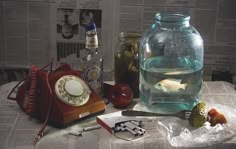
<box><xmin>114</xmin><ymin>40</ymin><xmax>140</xmax><ymax>98</ymax></box>
<box><xmin>189</xmin><ymin>102</ymin><xmax>208</xmax><ymax>127</ymax></box>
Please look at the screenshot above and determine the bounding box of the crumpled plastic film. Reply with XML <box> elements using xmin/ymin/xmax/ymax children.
<box><xmin>156</xmin><ymin>102</ymin><xmax>236</xmax><ymax>147</ymax></box>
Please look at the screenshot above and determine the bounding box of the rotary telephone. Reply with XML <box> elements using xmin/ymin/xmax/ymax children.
<box><xmin>7</xmin><ymin>60</ymin><xmax>106</xmax><ymax>143</ymax></box>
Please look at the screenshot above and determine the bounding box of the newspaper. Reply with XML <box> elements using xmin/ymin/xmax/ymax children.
<box><xmin>0</xmin><ymin>81</ymin><xmax>236</xmax><ymax>149</ymax></box>
<box><xmin>0</xmin><ymin>0</ymin><xmax>236</xmax><ymax>83</ymax></box>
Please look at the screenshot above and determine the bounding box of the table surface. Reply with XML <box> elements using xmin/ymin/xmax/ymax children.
<box><xmin>0</xmin><ymin>81</ymin><xmax>236</xmax><ymax>149</ymax></box>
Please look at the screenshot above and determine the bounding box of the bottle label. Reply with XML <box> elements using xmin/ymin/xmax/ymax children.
<box><xmin>86</xmin><ymin>33</ymin><xmax>98</xmax><ymax>49</ymax></box>
<box><xmin>84</xmin><ymin>66</ymin><xmax>102</xmax><ymax>93</ymax></box>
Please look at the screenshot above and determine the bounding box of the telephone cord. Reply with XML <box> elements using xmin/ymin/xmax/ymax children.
<box><xmin>33</xmin><ymin>71</ymin><xmax>53</xmax><ymax>145</ymax></box>
<box><xmin>26</xmin><ymin>65</ymin><xmax>38</xmax><ymax>114</ymax></box>
<box><xmin>7</xmin><ymin>58</ymin><xmax>54</xmax><ymax>101</ymax></box>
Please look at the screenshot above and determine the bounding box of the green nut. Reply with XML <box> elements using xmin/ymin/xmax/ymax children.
<box><xmin>189</xmin><ymin>102</ymin><xmax>208</xmax><ymax>127</ymax></box>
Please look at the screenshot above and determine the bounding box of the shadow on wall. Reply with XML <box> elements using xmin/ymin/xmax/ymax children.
<box><xmin>0</xmin><ymin>69</ymin><xmax>29</xmax><ymax>85</ymax></box>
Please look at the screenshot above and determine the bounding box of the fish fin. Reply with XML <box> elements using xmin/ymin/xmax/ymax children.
<box><xmin>162</xmin><ymin>87</ymin><xmax>167</xmax><ymax>92</ymax></box>
<box><xmin>165</xmin><ymin>78</ymin><xmax>182</xmax><ymax>83</ymax></box>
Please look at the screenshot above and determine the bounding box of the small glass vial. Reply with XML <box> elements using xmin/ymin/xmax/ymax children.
<box><xmin>140</xmin><ymin>12</ymin><xmax>204</xmax><ymax>113</ymax></box>
<box><xmin>82</xmin><ymin>22</ymin><xmax>103</xmax><ymax>96</ymax></box>
<box><xmin>114</xmin><ymin>32</ymin><xmax>141</xmax><ymax>98</ymax></box>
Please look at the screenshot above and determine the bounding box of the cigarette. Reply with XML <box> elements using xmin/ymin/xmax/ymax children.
<box><xmin>68</xmin><ymin>132</ymin><xmax>82</xmax><ymax>136</ymax></box>
<box><xmin>120</xmin><ymin>123</ymin><xmax>126</xmax><ymax>128</ymax></box>
<box><xmin>137</xmin><ymin>127</ymin><xmax>146</xmax><ymax>134</ymax></box>
<box><xmin>135</xmin><ymin>129</ymin><xmax>145</xmax><ymax>135</ymax></box>
<box><xmin>83</xmin><ymin>125</ymin><xmax>101</xmax><ymax>131</ymax></box>
<box><xmin>125</xmin><ymin>122</ymin><xmax>146</xmax><ymax>134</ymax></box>
<box><xmin>113</xmin><ymin>126</ymin><xmax>121</xmax><ymax>132</ymax></box>
<box><xmin>124</xmin><ymin>122</ymin><xmax>136</xmax><ymax>130</ymax></box>
<box><xmin>117</xmin><ymin>125</ymin><xmax>126</xmax><ymax>131</ymax></box>
<box><xmin>125</xmin><ymin>127</ymin><xmax>138</xmax><ymax>136</ymax></box>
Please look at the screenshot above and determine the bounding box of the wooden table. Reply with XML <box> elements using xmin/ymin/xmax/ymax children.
<box><xmin>0</xmin><ymin>81</ymin><xmax>236</xmax><ymax>149</ymax></box>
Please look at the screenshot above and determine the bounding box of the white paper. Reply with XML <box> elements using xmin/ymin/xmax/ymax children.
<box><xmin>156</xmin><ymin>102</ymin><xmax>236</xmax><ymax>147</ymax></box>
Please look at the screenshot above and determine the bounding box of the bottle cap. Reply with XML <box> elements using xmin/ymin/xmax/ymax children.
<box><xmin>85</xmin><ymin>22</ymin><xmax>96</xmax><ymax>31</ymax></box>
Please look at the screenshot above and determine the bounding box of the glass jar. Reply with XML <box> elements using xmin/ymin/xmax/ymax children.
<box><xmin>140</xmin><ymin>12</ymin><xmax>204</xmax><ymax>113</ymax></box>
<box><xmin>114</xmin><ymin>32</ymin><xmax>141</xmax><ymax>98</ymax></box>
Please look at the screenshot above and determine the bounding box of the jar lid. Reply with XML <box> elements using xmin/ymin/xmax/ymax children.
<box><xmin>155</xmin><ymin>12</ymin><xmax>190</xmax><ymax>23</ymax></box>
<box><xmin>119</xmin><ymin>32</ymin><xmax>142</xmax><ymax>40</ymax></box>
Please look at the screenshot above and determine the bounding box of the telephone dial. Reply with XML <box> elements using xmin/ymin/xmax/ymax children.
<box><xmin>7</xmin><ymin>60</ymin><xmax>106</xmax><ymax>143</ymax></box>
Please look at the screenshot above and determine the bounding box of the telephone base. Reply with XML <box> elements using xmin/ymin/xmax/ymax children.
<box><xmin>54</xmin><ymin>109</ymin><xmax>106</xmax><ymax>128</ymax></box>
<box><xmin>45</xmin><ymin>99</ymin><xmax>106</xmax><ymax>128</ymax></box>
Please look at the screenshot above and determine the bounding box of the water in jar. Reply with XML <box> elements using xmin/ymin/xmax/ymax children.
<box><xmin>139</xmin><ymin>56</ymin><xmax>203</xmax><ymax>113</ymax></box>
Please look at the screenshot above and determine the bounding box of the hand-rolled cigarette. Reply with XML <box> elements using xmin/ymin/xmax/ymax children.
<box><xmin>83</xmin><ymin>125</ymin><xmax>101</xmax><ymax>131</ymax></box>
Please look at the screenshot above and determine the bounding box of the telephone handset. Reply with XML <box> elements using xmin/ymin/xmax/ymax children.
<box><xmin>7</xmin><ymin>60</ymin><xmax>106</xmax><ymax>143</ymax></box>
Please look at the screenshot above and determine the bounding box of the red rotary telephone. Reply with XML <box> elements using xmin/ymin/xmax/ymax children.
<box><xmin>7</xmin><ymin>60</ymin><xmax>106</xmax><ymax>143</ymax></box>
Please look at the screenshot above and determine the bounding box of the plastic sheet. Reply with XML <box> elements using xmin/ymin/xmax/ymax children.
<box><xmin>156</xmin><ymin>102</ymin><xmax>236</xmax><ymax>147</ymax></box>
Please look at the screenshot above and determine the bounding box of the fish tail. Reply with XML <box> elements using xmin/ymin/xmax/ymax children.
<box><xmin>183</xmin><ymin>83</ymin><xmax>188</xmax><ymax>89</ymax></box>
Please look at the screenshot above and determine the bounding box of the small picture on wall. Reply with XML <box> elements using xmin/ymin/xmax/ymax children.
<box><xmin>57</xmin><ymin>8</ymin><xmax>79</xmax><ymax>40</ymax></box>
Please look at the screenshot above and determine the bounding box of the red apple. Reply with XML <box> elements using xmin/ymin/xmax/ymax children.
<box><xmin>104</xmin><ymin>83</ymin><xmax>133</xmax><ymax>109</ymax></box>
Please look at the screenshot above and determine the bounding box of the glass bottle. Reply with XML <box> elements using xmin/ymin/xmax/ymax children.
<box><xmin>140</xmin><ymin>12</ymin><xmax>204</xmax><ymax>113</ymax></box>
<box><xmin>82</xmin><ymin>22</ymin><xmax>103</xmax><ymax>96</ymax></box>
<box><xmin>114</xmin><ymin>32</ymin><xmax>141</xmax><ymax>98</ymax></box>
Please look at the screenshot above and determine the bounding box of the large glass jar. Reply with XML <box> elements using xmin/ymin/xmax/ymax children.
<box><xmin>140</xmin><ymin>12</ymin><xmax>204</xmax><ymax>113</ymax></box>
<box><xmin>115</xmin><ymin>32</ymin><xmax>141</xmax><ymax>98</ymax></box>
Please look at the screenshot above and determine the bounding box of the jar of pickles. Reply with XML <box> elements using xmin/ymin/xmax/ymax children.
<box><xmin>114</xmin><ymin>32</ymin><xmax>141</xmax><ymax>98</ymax></box>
